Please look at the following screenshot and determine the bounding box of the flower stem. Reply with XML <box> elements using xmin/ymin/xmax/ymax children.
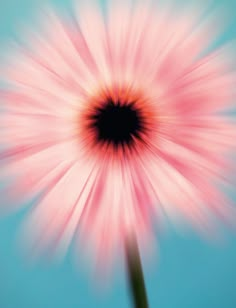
<box><xmin>125</xmin><ymin>236</ymin><xmax>149</xmax><ymax>308</ymax></box>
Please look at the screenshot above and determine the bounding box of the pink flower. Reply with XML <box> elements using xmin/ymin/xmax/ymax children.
<box><xmin>0</xmin><ymin>1</ymin><xmax>236</xmax><ymax>266</ymax></box>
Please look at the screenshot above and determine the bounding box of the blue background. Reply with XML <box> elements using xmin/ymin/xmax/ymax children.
<box><xmin>0</xmin><ymin>0</ymin><xmax>236</xmax><ymax>307</ymax></box>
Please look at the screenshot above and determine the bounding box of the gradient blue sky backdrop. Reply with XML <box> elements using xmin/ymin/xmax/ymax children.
<box><xmin>0</xmin><ymin>1</ymin><xmax>236</xmax><ymax>307</ymax></box>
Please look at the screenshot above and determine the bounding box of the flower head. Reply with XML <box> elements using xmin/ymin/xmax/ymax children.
<box><xmin>0</xmin><ymin>0</ymin><xmax>236</xmax><ymax>267</ymax></box>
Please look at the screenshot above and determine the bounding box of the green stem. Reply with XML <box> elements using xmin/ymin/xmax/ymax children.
<box><xmin>125</xmin><ymin>236</ymin><xmax>149</xmax><ymax>308</ymax></box>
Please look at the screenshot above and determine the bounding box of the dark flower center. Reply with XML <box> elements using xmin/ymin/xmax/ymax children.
<box><xmin>89</xmin><ymin>98</ymin><xmax>145</xmax><ymax>147</ymax></box>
